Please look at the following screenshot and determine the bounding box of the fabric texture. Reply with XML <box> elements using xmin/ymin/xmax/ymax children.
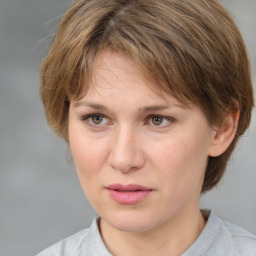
<box><xmin>36</xmin><ymin>210</ymin><xmax>256</xmax><ymax>256</ymax></box>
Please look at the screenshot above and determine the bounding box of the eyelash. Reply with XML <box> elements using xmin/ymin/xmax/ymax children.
<box><xmin>80</xmin><ymin>113</ymin><xmax>175</xmax><ymax>128</ymax></box>
<box><xmin>146</xmin><ymin>115</ymin><xmax>175</xmax><ymax>127</ymax></box>
<box><xmin>80</xmin><ymin>113</ymin><xmax>109</xmax><ymax>128</ymax></box>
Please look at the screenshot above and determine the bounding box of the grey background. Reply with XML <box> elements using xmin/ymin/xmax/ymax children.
<box><xmin>0</xmin><ymin>1</ymin><xmax>255</xmax><ymax>255</ymax></box>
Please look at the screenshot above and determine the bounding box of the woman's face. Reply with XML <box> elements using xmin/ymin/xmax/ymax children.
<box><xmin>68</xmin><ymin>51</ymin><xmax>216</xmax><ymax>233</ymax></box>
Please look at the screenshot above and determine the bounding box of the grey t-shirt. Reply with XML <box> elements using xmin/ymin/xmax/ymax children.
<box><xmin>36</xmin><ymin>210</ymin><xmax>256</xmax><ymax>255</ymax></box>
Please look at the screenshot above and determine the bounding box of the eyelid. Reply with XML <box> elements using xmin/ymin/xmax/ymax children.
<box><xmin>146</xmin><ymin>114</ymin><xmax>175</xmax><ymax>127</ymax></box>
<box><xmin>80</xmin><ymin>113</ymin><xmax>110</xmax><ymax>127</ymax></box>
<box><xmin>146</xmin><ymin>114</ymin><xmax>175</xmax><ymax>121</ymax></box>
<box><xmin>80</xmin><ymin>113</ymin><xmax>105</xmax><ymax>121</ymax></box>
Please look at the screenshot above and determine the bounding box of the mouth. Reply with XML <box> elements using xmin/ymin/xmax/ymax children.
<box><xmin>106</xmin><ymin>184</ymin><xmax>153</xmax><ymax>205</ymax></box>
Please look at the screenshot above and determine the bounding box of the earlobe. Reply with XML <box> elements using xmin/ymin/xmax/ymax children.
<box><xmin>208</xmin><ymin>104</ymin><xmax>240</xmax><ymax>157</ymax></box>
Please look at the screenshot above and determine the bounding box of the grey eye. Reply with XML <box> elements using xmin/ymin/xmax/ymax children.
<box><xmin>91</xmin><ymin>115</ymin><xmax>104</xmax><ymax>125</ymax></box>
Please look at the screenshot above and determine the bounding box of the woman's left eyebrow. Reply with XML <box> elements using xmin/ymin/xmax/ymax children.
<box><xmin>138</xmin><ymin>103</ymin><xmax>183</xmax><ymax>113</ymax></box>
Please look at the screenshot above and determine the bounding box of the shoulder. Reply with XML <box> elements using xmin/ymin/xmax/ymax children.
<box><xmin>36</xmin><ymin>228</ymin><xmax>90</xmax><ymax>256</ymax></box>
<box><xmin>184</xmin><ymin>210</ymin><xmax>256</xmax><ymax>256</ymax></box>
<box><xmin>36</xmin><ymin>218</ymin><xmax>111</xmax><ymax>256</ymax></box>
<box><xmin>222</xmin><ymin>219</ymin><xmax>256</xmax><ymax>255</ymax></box>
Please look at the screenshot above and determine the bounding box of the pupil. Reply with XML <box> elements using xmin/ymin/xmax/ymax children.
<box><xmin>92</xmin><ymin>116</ymin><xmax>103</xmax><ymax>124</ymax></box>
<box><xmin>153</xmin><ymin>116</ymin><xmax>163</xmax><ymax>125</ymax></box>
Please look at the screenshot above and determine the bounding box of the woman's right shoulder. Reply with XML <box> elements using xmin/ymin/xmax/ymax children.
<box><xmin>36</xmin><ymin>228</ymin><xmax>90</xmax><ymax>256</ymax></box>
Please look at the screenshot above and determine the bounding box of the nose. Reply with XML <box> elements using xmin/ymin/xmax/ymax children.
<box><xmin>108</xmin><ymin>127</ymin><xmax>145</xmax><ymax>172</ymax></box>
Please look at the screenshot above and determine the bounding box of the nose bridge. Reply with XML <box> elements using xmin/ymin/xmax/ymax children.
<box><xmin>109</xmin><ymin>124</ymin><xmax>144</xmax><ymax>172</ymax></box>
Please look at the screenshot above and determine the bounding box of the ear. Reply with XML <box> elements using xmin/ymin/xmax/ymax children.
<box><xmin>208</xmin><ymin>102</ymin><xmax>240</xmax><ymax>157</ymax></box>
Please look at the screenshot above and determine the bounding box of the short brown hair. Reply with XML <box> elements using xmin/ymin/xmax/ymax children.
<box><xmin>40</xmin><ymin>0</ymin><xmax>254</xmax><ymax>192</ymax></box>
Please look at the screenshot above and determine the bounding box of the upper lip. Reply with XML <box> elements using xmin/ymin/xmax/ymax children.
<box><xmin>106</xmin><ymin>184</ymin><xmax>153</xmax><ymax>192</ymax></box>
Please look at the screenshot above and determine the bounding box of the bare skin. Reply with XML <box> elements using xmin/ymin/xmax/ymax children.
<box><xmin>68</xmin><ymin>51</ymin><xmax>239</xmax><ymax>255</ymax></box>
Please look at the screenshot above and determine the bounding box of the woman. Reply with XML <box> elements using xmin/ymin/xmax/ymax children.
<box><xmin>37</xmin><ymin>0</ymin><xmax>255</xmax><ymax>255</ymax></box>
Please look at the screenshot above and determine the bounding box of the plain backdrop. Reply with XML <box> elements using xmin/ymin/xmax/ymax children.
<box><xmin>0</xmin><ymin>0</ymin><xmax>255</xmax><ymax>255</ymax></box>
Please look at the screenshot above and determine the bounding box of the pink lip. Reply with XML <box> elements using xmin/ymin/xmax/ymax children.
<box><xmin>106</xmin><ymin>184</ymin><xmax>153</xmax><ymax>205</ymax></box>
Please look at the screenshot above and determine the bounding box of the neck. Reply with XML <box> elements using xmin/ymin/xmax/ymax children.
<box><xmin>99</xmin><ymin>208</ymin><xmax>206</xmax><ymax>256</ymax></box>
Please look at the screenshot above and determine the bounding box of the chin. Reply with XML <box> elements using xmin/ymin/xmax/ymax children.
<box><xmin>102</xmin><ymin>210</ymin><xmax>158</xmax><ymax>233</ymax></box>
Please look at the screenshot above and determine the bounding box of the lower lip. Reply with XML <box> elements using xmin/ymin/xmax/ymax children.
<box><xmin>107</xmin><ymin>189</ymin><xmax>152</xmax><ymax>204</ymax></box>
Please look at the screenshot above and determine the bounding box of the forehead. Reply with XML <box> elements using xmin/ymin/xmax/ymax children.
<box><xmin>71</xmin><ymin>50</ymin><xmax>194</xmax><ymax>115</ymax></box>
<box><xmin>92</xmin><ymin>50</ymin><xmax>150</xmax><ymax>88</ymax></box>
<box><xmin>87</xmin><ymin>50</ymin><xmax>186</xmax><ymax>105</ymax></box>
<box><xmin>85</xmin><ymin>51</ymin><xmax>180</xmax><ymax>105</ymax></box>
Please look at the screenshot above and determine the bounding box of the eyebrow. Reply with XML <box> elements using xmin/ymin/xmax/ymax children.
<box><xmin>138</xmin><ymin>105</ymin><xmax>173</xmax><ymax>112</ymax></box>
<box><xmin>74</xmin><ymin>101</ymin><xmax>183</xmax><ymax>112</ymax></box>
<box><xmin>74</xmin><ymin>102</ymin><xmax>108</xmax><ymax>110</ymax></box>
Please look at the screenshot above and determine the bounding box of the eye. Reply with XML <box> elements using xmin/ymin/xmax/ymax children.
<box><xmin>81</xmin><ymin>114</ymin><xmax>108</xmax><ymax>126</ymax></box>
<box><xmin>148</xmin><ymin>115</ymin><xmax>174</xmax><ymax>127</ymax></box>
<box><xmin>151</xmin><ymin>116</ymin><xmax>164</xmax><ymax>126</ymax></box>
<box><xmin>91</xmin><ymin>115</ymin><xmax>105</xmax><ymax>125</ymax></box>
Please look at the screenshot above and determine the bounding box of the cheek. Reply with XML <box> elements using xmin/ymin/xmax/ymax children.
<box><xmin>153</xmin><ymin>134</ymin><xmax>209</xmax><ymax>187</ymax></box>
<box><xmin>155</xmin><ymin>138</ymin><xmax>205</xmax><ymax>169</ymax></box>
<box><xmin>69</xmin><ymin>132</ymin><xmax>109</xmax><ymax>180</ymax></box>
